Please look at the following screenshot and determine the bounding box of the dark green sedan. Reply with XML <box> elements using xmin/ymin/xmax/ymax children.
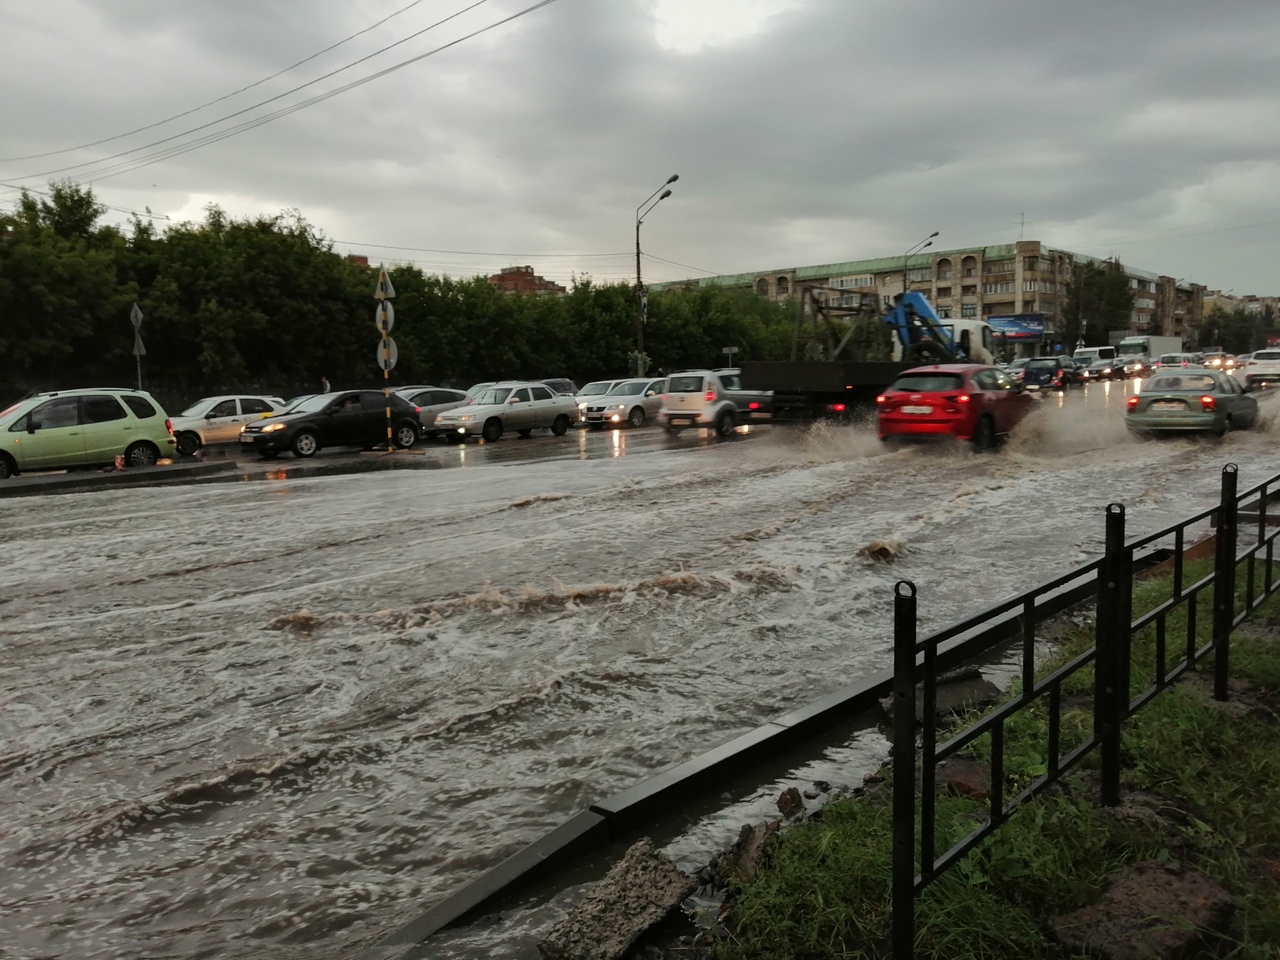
<box><xmin>1126</xmin><ymin>369</ymin><xmax>1258</xmax><ymax>437</ymax></box>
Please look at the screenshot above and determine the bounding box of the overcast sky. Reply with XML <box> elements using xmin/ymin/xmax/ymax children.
<box><xmin>2</xmin><ymin>0</ymin><xmax>1278</xmax><ymax>293</ymax></box>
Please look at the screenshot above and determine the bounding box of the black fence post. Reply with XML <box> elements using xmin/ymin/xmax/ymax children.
<box><xmin>1214</xmin><ymin>463</ymin><xmax>1239</xmax><ymax>702</ymax></box>
<box><xmin>891</xmin><ymin>581</ymin><xmax>918</xmax><ymax>959</ymax></box>
<box><xmin>1095</xmin><ymin>503</ymin><xmax>1126</xmax><ymax>807</ymax></box>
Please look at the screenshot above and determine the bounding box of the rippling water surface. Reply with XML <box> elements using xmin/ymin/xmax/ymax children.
<box><xmin>3</xmin><ymin>384</ymin><xmax>1277</xmax><ymax>959</ymax></box>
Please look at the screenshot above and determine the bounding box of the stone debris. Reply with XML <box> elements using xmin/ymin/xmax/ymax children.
<box><xmin>776</xmin><ymin>786</ymin><xmax>805</xmax><ymax>817</ymax></box>
<box><xmin>880</xmin><ymin>675</ymin><xmax>1002</xmax><ymax>722</ymax></box>
<box><xmin>538</xmin><ymin>838</ymin><xmax>697</xmax><ymax>960</ymax></box>
<box><xmin>1047</xmin><ymin>860</ymin><xmax>1235</xmax><ymax>960</ymax></box>
<box><xmin>937</xmin><ymin>757</ymin><xmax>990</xmax><ymax>801</ymax></box>
<box><xmin>720</xmin><ymin>821</ymin><xmax>779</xmax><ymax>885</ymax></box>
<box><xmin>856</xmin><ymin>538</ymin><xmax>906</xmax><ymax>563</ymax></box>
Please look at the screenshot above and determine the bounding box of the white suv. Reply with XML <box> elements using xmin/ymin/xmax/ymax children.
<box><xmin>1235</xmin><ymin>348</ymin><xmax>1280</xmax><ymax>389</ymax></box>
<box><xmin>660</xmin><ymin>369</ymin><xmax>771</xmax><ymax>437</ymax></box>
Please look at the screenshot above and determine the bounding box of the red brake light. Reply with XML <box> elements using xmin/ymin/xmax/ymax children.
<box><xmin>748</xmin><ymin>401</ymin><xmax>760</xmax><ymax>410</ymax></box>
<box><xmin>705</xmin><ymin>390</ymin><xmax>717</xmax><ymax>402</ymax></box>
<box><xmin>165</xmin><ymin>418</ymin><xmax>173</xmax><ymax>435</ymax></box>
<box><xmin>875</xmin><ymin>395</ymin><xmax>887</xmax><ymax>405</ymax></box>
<box><xmin>1127</xmin><ymin>396</ymin><xmax>1139</xmax><ymax>408</ymax></box>
<box><xmin>414</xmin><ymin>405</ymin><xmax>421</xmax><ymax>413</ymax></box>
<box><xmin>1200</xmin><ymin>395</ymin><xmax>1216</xmax><ymax>410</ymax></box>
<box><xmin>957</xmin><ymin>394</ymin><xmax>972</xmax><ymax>404</ymax></box>
<box><xmin>832</xmin><ymin>402</ymin><xmax>847</xmax><ymax>412</ymax></box>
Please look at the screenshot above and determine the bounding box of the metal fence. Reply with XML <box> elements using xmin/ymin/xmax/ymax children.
<box><xmin>890</xmin><ymin>462</ymin><xmax>1280</xmax><ymax>957</ymax></box>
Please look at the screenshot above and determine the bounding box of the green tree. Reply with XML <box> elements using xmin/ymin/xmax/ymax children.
<box><xmin>1061</xmin><ymin>259</ymin><xmax>1134</xmax><ymax>347</ymax></box>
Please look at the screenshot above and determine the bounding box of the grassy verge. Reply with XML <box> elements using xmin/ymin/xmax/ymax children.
<box><xmin>715</xmin><ymin>562</ymin><xmax>1280</xmax><ymax>959</ymax></box>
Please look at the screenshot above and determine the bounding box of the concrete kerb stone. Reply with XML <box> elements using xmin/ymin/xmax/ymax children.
<box><xmin>0</xmin><ymin>460</ymin><xmax>239</xmax><ymax>497</ymax></box>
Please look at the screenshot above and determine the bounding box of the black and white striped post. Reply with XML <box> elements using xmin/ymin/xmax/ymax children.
<box><xmin>374</xmin><ymin>266</ymin><xmax>397</xmax><ymax>451</ymax></box>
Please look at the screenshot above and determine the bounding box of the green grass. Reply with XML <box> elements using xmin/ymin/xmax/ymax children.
<box><xmin>715</xmin><ymin>563</ymin><xmax>1280</xmax><ymax>959</ymax></box>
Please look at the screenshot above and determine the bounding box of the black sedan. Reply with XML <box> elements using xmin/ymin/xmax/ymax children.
<box><xmin>239</xmin><ymin>390</ymin><xmax>423</xmax><ymax>459</ymax></box>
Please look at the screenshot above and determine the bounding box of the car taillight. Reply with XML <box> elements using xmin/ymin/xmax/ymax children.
<box><xmin>748</xmin><ymin>401</ymin><xmax>759</xmax><ymax>410</ymax></box>
<box><xmin>1200</xmin><ymin>395</ymin><xmax>1216</xmax><ymax>410</ymax></box>
<box><xmin>165</xmin><ymin>418</ymin><xmax>173</xmax><ymax>434</ymax></box>
<box><xmin>1127</xmin><ymin>396</ymin><xmax>1139</xmax><ymax>408</ymax></box>
<box><xmin>875</xmin><ymin>395</ymin><xmax>887</xmax><ymax>405</ymax></box>
<box><xmin>414</xmin><ymin>405</ymin><xmax>421</xmax><ymax>413</ymax></box>
<box><xmin>957</xmin><ymin>394</ymin><xmax>972</xmax><ymax>404</ymax></box>
<box><xmin>704</xmin><ymin>390</ymin><xmax>717</xmax><ymax>402</ymax></box>
<box><xmin>831</xmin><ymin>402</ymin><xmax>847</xmax><ymax>412</ymax></box>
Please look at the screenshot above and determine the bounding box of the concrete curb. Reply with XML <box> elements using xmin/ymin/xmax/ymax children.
<box><xmin>0</xmin><ymin>460</ymin><xmax>241</xmax><ymax>497</ymax></box>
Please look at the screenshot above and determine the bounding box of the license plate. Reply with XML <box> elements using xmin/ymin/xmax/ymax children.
<box><xmin>902</xmin><ymin>405</ymin><xmax>933</xmax><ymax>414</ymax></box>
<box><xmin>239</xmin><ymin>435</ymin><xmax>255</xmax><ymax>443</ymax></box>
<box><xmin>1152</xmin><ymin>401</ymin><xmax>1184</xmax><ymax>411</ymax></box>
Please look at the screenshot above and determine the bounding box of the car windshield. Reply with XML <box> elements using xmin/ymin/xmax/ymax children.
<box><xmin>667</xmin><ymin>376</ymin><xmax>704</xmax><ymax>393</ymax></box>
<box><xmin>180</xmin><ymin>399</ymin><xmax>216</xmax><ymax>417</ymax></box>
<box><xmin>473</xmin><ymin>387</ymin><xmax>513</xmax><ymax>405</ymax></box>
<box><xmin>579</xmin><ymin>381</ymin><xmax>614</xmax><ymax>395</ymax></box>
<box><xmin>606</xmin><ymin>381</ymin><xmax>645</xmax><ymax>396</ymax></box>
<box><xmin>1027</xmin><ymin>359</ymin><xmax>1059</xmax><ymax>368</ymax></box>
<box><xmin>1146</xmin><ymin>374</ymin><xmax>1217</xmax><ymax>392</ymax></box>
<box><xmin>1254</xmin><ymin>351</ymin><xmax>1280</xmax><ymax>361</ymax></box>
<box><xmin>889</xmin><ymin>373</ymin><xmax>965</xmax><ymax>392</ymax></box>
<box><xmin>1006</xmin><ymin>359</ymin><xmax>1028</xmax><ymax>368</ymax></box>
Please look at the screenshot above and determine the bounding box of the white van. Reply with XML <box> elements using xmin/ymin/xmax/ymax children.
<box><xmin>1073</xmin><ymin>346</ymin><xmax>1116</xmax><ymax>366</ymax></box>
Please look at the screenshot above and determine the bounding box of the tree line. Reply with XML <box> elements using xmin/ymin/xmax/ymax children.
<box><xmin>0</xmin><ymin>182</ymin><xmax>795</xmax><ymax>409</ymax></box>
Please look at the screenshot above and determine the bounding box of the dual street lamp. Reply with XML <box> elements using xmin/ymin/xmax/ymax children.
<box><xmin>901</xmin><ymin>231</ymin><xmax>939</xmax><ymax>299</ymax></box>
<box><xmin>635</xmin><ymin>174</ymin><xmax>679</xmax><ymax>376</ymax></box>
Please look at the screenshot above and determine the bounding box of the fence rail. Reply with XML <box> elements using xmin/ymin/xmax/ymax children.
<box><xmin>891</xmin><ymin>462</ymin><xmax>1280</xmax><ymax>957</ymax></box>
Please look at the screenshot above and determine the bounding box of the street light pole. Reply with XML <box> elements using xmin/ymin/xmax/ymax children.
<box><xmin>901</xmin><ymin>231</ymin><xmax>939</xmax><ymax>301</ymax></box>
<box><xmin>635</xmin><ymin>174</ymin><xmax>678</xmax><ymax>376</ymax></box>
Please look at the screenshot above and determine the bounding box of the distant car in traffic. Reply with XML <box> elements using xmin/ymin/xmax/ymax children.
<box><xmin>876</xmin><ymin>363</ymin><xmax>1035</xmax><ymax>450</ymax></box>
<box><xmin>171</xmin><ymin>394</ymin><xmax>287</xmax><ymax>456</ymax></box>
<box><xmin>574</xmin><ymin>380</ymin><xmax>627</xmax><ymax>422</ymax></box>
<box><xmin>1081</xmin><ymin>359</ymin><xmax>1120</xmax><ymax>382</ymax></box>
<box><xmin>394</xmin><ymin>386</ymin><xmax>469</xmax><ymax>439</ymax></box>
<box><xmin>434</xmin><ymin>382</ymin><xmax>576</xmax><ymax>442</ymax></box>
<box><xmin>541</xmin><ymin>378</ymin><xmax>578</xmax><ymax>397</ymax></box>
<box><xmin>1233</xmin><ymin>348</ymin><xmax>1280</xmax><ymax>390</ymax></box>
<box><xmin>0</xmin><ymin>388</ymin><xmax>176</xmax><ymax>478</ymax></box>
<box><xmin>1126</xmin><ymin>370</ymin><xmax>1257</xmax><ymax>437</ymax></box>
<box><xmin>582</xmin><ymin>378</ymin><xmax>666</xmax><ymax>428</ymax></box>
<box><xmin>238</xmin><ymin>390</ymin><xmax>422</xmax><ymax>459</ymax></box>
<box><xmin>659</xmin><ymin>369</ymin><xmax>772</xmax><ymax>437</ymax></box>
<box><xmin>1021</xmin><ymin>357</ymin><xmax>1073</xmax><ymax>391</ymax></box>
<box><xmin>1154</xmin><ymin>353</ymin><xmax>1199</xmax><ymax>370</ymax></box>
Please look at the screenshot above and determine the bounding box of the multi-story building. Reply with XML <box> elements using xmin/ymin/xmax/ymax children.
<box><xmin>487</xmin><ymin>265</ymin><xmax>567</xmax><ymax>295</ymax></box>
<box><xmin>673</xmin><ymin>240</ymin><xmax>1205</xmax><ymax>352</ymax></box>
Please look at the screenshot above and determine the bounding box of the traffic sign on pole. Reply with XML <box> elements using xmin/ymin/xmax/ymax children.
<box><xmin>376</xmin><ymin>337</ymin><xmax>398</xmax><ymax>371</ymax></box>
<box><xmin>375</xmin><ymin>300</ymin><xmax>395</xmax><ymax>335</ymax></box>
<box><xmin>374</xmin><ymin>266</ymin><xmax>396</xmax><ymax>301</ymax></box>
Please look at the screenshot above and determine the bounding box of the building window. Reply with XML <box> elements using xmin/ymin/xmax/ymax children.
<box><xmin>962</xmin><ymin>255</ymin><xmax>978</xmax><ymax>278</ymax></box>
<box><xmin>936</xmin><ymin>258</ymin><xmax>952</xmax><ymax>280</ymax></box>
<box><xmin>983</xmin><ymin>259</ymin><xmax>1015</xmax><ymax>275</ymax></box>
<box><xmin>984</xmin><ymin>281</ymin><xmax>1014</xmax><ymax>294</ymax></box>
<box><xmin>1024</xmin><ymin>280</ymin><xmax>1038</xmax><ymax>292</ymax></box>
<box><xmin>962</xmin><ymin>284</ymin><xmax>977</xmax><ymax>297</ymax></box>
<box><xmin>906</xmin><ymin>267</ymin><xmax>930</xmax><ymax>282</ymax></box>
<box><xmin>936</xmin><ymin>287</ymin><xmax>952</xmax><ymax>299</ymax></box>
<box><xmin>938</xmin><ymin>307</ymin><xmax>952</xmax><ymax>319</ymax></box>
<box><xmin>961</xmin><ymin>303</ymin><xmax>977</xmax><ymax>318</ymax></box>
<box><xmin>755</xmin><ymin>278</ymin><xmax>769</xmax><ymax>296</ymax></box>
<box><xmin>1135</xmin><ymin>297</ymin><xmax>1156</xmax><ymax>309</ymax></box>
<box><xmin>776</xmin><ymin>276</ymin><xmax>789</xmax><ymax>295</ymax></box>
<box><xmin>1024</xmin><ymin>257</ymin><xmax>1039</xmax><ymax>272</ymax></box>
<box><xmin>831</xmin><ymin>275</ymin><xmax>875</xmax><ymax>288</ymax></box>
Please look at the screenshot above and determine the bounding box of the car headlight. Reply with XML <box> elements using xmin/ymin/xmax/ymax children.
<box><xmin>454</xmin><ymin>415</ymin><xmax>472</xmax><ymax>423</ymax></box>
<box><xmin>577</xmin><ymin>402</ymin><xmax>588</xmax><ymax>411</ymax></box>
<box><xmin>262</xmin><ymin>422</ymin><xmax>286</xmax><ymax>432</ymax></box>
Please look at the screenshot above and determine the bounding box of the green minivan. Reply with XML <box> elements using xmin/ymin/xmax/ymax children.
<box><xmin>0</xmin><ymin>388</ymin><xmax>177</xmax><ymax>478</ymax></box>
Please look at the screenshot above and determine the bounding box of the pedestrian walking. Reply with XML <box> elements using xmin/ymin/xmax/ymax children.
<box><xmin>321</xmin><ymin>376</ymin><xmax>331</xmax><ymax>394</ymax></box>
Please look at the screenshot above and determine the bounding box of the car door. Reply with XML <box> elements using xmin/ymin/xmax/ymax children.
<box><xmin>324</xmin><ymin>392</ymin><xmax>369</xmax><ymax>445</ymax></box>
<box><xmin>971</xmin><ymin>369</ymin><xmax>1006</xmax><ymax>429</ymax></box>
<box><xmin>1219</xmin><ymin>372</ymin><xmax>1256</xmax><ymax>426</ymax></box>
<box><xmin>200</xmin><ymin>398</ymin><xmax>241</xmax><ymax>443</ymax></box>
<box><xmin>527</xmin><ymin>385</ymin><xmax>556</xmax><ymax>427</ymax></box>
<box><xmin>79</xmin><ymin>394</ymin><xmax>136</xmax><ymax>463</ymax></box>
<box><xmin>503</xmin><ymin>387</ymin><xmax>534</xmax><ymax>429</ymax></box>
<box><xmin>15</xmin><ymin>396</ymin><xmax>85</xmax><ymax>469</ymax></box>
<box><xmin>643</xmin><ymin>379</ymin><xmax>666</xmax><ymax>418</ymax></box>
<box><xmin>227</xmin><ymin>397</ymin><xmax>274</xmax><ymax>440</ymax></box>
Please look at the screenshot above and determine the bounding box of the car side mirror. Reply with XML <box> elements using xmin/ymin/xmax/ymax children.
<box><xmin>509</xmin><ymin>397</ymin><xmax>521</xmax><ymax>404</ymax></box>
<box><xmin>26</xmin><ymin>420</ymin><xmax>39</xmax><ymax>434</ymax></box>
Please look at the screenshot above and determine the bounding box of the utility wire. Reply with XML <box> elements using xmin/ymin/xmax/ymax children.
<box><xmin>9</xmin><ymin>0</ymin><xmax>526</xmax><ymax>183</ymax></box>
<box><xmin>0</xmin><ymin>0</ymin><xmax>450</xmax><ymax>164</ymax></box>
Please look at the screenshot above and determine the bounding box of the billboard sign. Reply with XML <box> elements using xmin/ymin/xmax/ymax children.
<box><xmin>987</xmin><ymin>314</ymin><xmax>1047</xmax><ymax>340</ymax></box>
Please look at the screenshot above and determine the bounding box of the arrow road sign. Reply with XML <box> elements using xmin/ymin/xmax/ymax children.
<box><xmin>376</xmin><ymin>337</ymin><xmax>398</xmax><ymax>371</ymax></box>
<box><xmin>375</xmin><ymin>300</ymin><xmax>395</xmax><ymax>335</ymax></box>
<box><xmin>130</xmin><ymin>302</ymin><xmax>143</xmax><ymax>330</ymax></box>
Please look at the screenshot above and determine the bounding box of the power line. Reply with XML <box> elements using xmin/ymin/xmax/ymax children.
<box><xmin>0</xmin><ymin>0</ymin><xmax>450</xmax><ymax>164</ymax></box>
<box><xmin>8</xmin><ymin>0</ymin><xmax>537</xmax><ymax>183</ymax></box>
<box><xmin>332</xmin><ymin>239</ymin><xmax>630</xmax><ymax>259</ymax></box>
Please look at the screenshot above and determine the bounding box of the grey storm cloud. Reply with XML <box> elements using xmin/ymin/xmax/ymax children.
<box><xmin>1</xmin><ymin>0</ymin><xmax>1278</xmax><ymax>289</ymax></box>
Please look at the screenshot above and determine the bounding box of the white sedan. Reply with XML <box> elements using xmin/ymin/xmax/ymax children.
<box><xmin>172</xmin><ymin>395</ymin><xmax>287</xmax><ymax>456</ymax></box>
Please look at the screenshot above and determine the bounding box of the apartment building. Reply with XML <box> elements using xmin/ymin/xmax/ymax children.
<box><xmin>676</xmin><ymin>240</ymin><xmax>1205</xmax><ymax>349</ymax></box>
<box><xmin>487</xmin><ymin>265</ymin><xmax>567</xmax><ymax>295</ymax></box>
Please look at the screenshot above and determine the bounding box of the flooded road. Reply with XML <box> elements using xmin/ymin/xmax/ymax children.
<box><xmin>3</xmin><ymin>382</ymin><xmax>1278</xmax><ymax>959</ymax></box>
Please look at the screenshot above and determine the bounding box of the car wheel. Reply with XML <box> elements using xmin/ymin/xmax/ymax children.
<box><xmin>394</xmin><ymin>421</ymin><xmax>419</xmax><ymax>449</ymax></box>
<box><xmin>292</xmin><ymin>430</ymin><xmax>320</xmax><ymax>458</ymax></box>
<box><xmin>1213</xmin><ymin>415</ymin><xmax>1231</xmax><ymax>438</ymax></box>
<box><xmin>125</xmin><ymin>441</ymin><xmax>160</xmax><ymax>467</ymax></box>
<box><xmin>517</xmin><ymin>428</ymin><xmax>533</xmax><ymax>438</ymax></box>
<box><xmin>0</xmin><ymin>452</ymin><xmax>15</xmax><ymax>479</ymax></box>
<box><xmin>551</xmin><ymin>415</ymin><xmax>571</xmax><ymax>436</ymax></box>
<box><xmin>482</xmin><ymin>418</ymin><xmax>503</xmax><ymax>443</ymax></box>
<box><xmin>714</xmin><ymin>411</ymin><xmax>736</xmax><ymax>438</ymax></box>
<box><xmin>972</xmin><ymin>416</ymin><xmax>997</xmax><ymax>452</ymax></box>
<box><xmin>628</xmin><ymin>406</ymin><xmax>647</xmax><ymax>428</ymax></box>
<box><xmin>175</xmin><ymin>432</ymin><xmax>201</xmax><ymax>457</ymax></box>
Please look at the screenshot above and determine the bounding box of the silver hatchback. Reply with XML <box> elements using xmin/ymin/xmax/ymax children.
<box><xmin>434</xmin><ymin>382</ymin><xmax>577</xmax><ymax>443</ymax></box>
<box><xmin>583</xmin><ymin>378</ymin><xmax>666</xmax><ymax>428</ymax></box>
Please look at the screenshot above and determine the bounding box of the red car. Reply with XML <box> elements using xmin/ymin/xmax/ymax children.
<box><xmin>876</xmin><ymin>364</ymin><xmax>1037</xmax><ymax>449</ymax></box>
